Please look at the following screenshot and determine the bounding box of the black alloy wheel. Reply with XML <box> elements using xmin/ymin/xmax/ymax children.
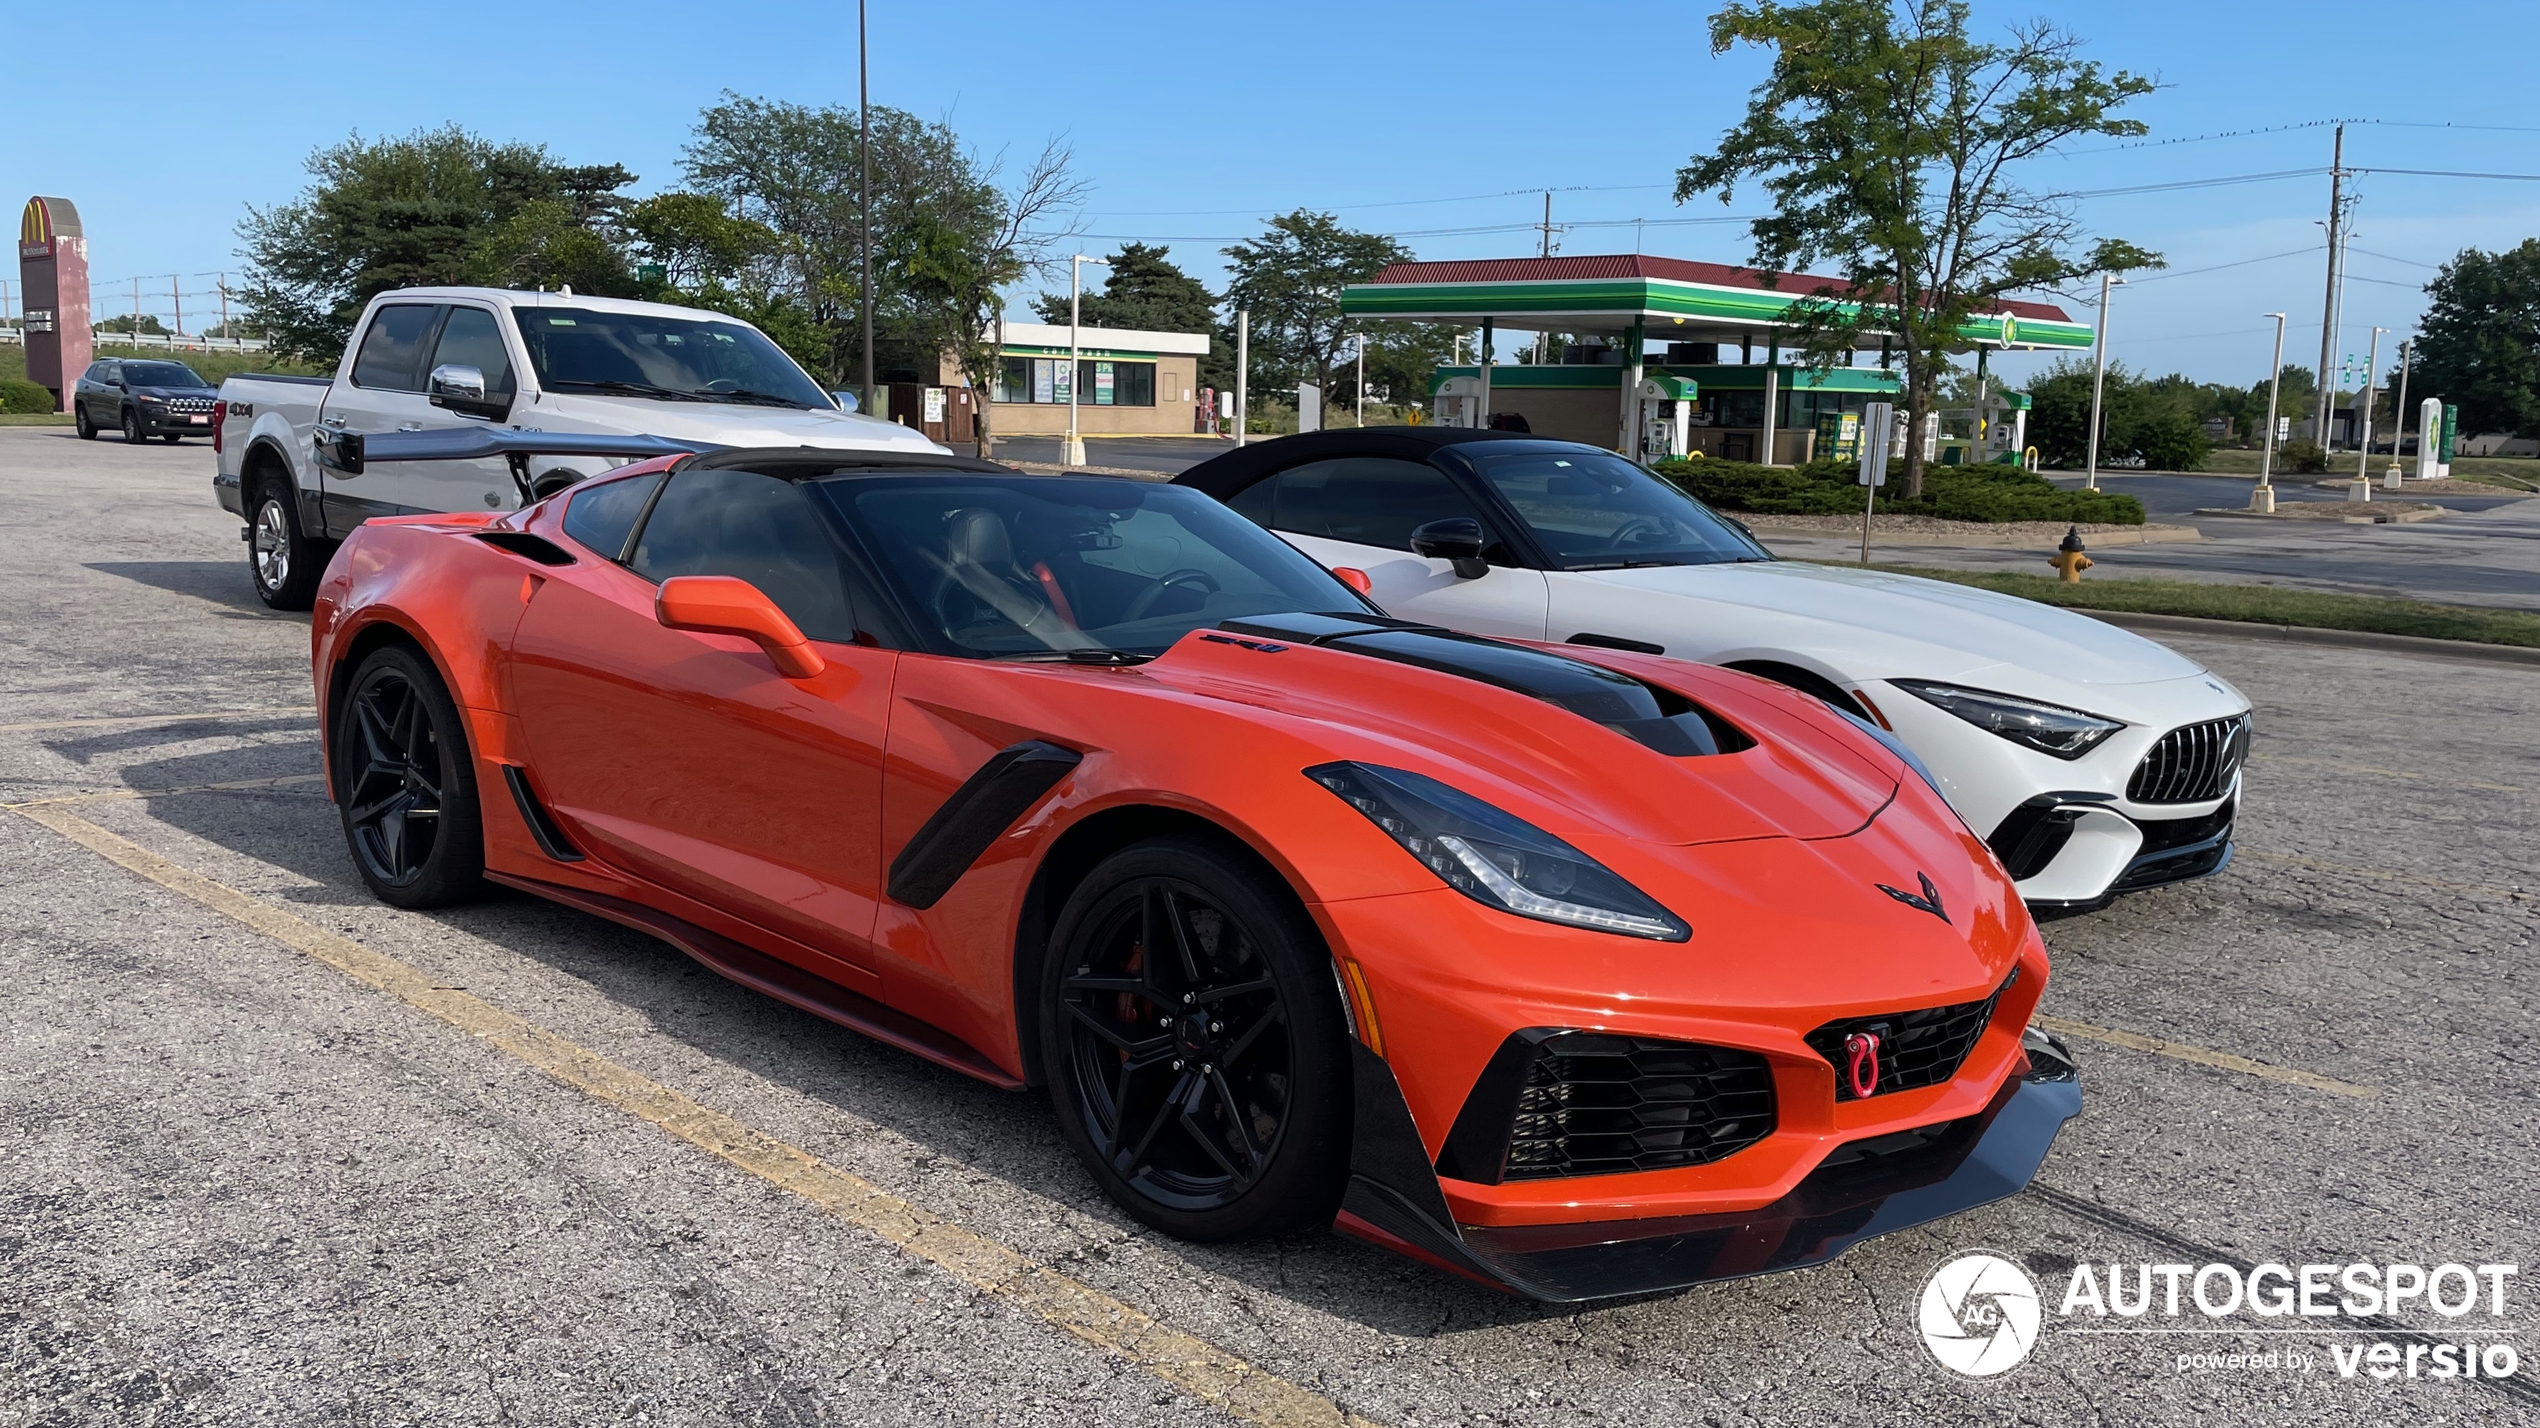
<box><xmin>1043</xmin><ymin>838</ymin><xmax>1350</xmax><ymax>1241</ymax></box>
<box><xmin>75</xmin><ymin>404</ymin><xmax>96</xmax><ymax>440</ymax></box>
<box><xmin>121</xmin><ymin>408</ymin><xmax>143</xmax><ymax>443</ymax></box>
<box><xmin>335</xmin><ymin>646</ymin><xmax>484</xmax><ymax>908</ymax></box>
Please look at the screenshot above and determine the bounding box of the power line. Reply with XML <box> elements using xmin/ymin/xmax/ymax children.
<box><xmin>2126</xmin><ymin>244</ymin><xmax>2322</xmax><ymax>284</ymax></box>
<box><xmin>2351</xmin><ymin>165</ymin><xmax>2540</xmax><ymax>182</ymax></box>
<box><xmin>1076</xmin><ymin>182</ymin><xmax>1667</xmax><ymax>219</ymax></box>
<box><xmin>2069</xmin><ymin>168</ymin><xmax>2326</xmax><ymax>199</ymax></box>
<box><xmin>2068</xmin><ymin>116</ymin><xmax>2540</xmax><ymax>156</ymax></box>
<box><xmin>2345</xmin><ymin>245</ymin><xmax>2441</xmax><ymax>270</ymax></box>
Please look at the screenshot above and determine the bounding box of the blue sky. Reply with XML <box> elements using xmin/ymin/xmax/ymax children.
<box><xmin>12</xmin><ymin>0</ymin><xmax>2537</xmax><ymax>389</ymax></box>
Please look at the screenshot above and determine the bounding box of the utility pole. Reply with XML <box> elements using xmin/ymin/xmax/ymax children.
<box><xmin>2253</xmin><ymin>312</ymin><xmax>2286</xmax><ymax>513</ymax></box>
<box><xmin>133</xmin><ymin>276</ymin><xmax>142</xmax><ymax>343</ymax></box>
<box><xmin>171</xmin><ymin>275</ymin><xmax>182</xmax><ymax>343</ymax></box>
<box><xmin>218</xmin><ymin>274</ymin><xmax>229</xmax><ymax>342</ymax></box>
<box><xmin>2084</xmin><ymin>273</ymin><xmax>2123</xmax><ymax>490</ymax></box>
<box><xmin>1233</xmin><ymin>309</ymin><xmax>1249</xmax><ymax>448</ymax></box>
<box><xmin>2311</xmin><ymin>124</ymin><xmax>2346</xmax><ymax>447</ymax></box>
<box><xmin>2386</xmin><ymin>338</ymin><xmax>2413</xmax><ymax>485</ymax></box>
<box><xmin>1538</xmin><ymin>192</ymin><xmax>1554</xmax><ymax>258</ymax></box>
<box><xmin>857</xmin><ymin>0</ymin><xmax>875</xmax><ymax>421</ymax></box>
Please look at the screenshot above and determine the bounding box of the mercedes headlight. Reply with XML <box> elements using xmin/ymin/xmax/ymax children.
<box><xmin>1307</xmin><ymin>762</ymin><xmax>1688</xmax><ymax>941</ymax></box>
<box><xmin>1891</xmin><ymin>680</ymin><xmax>2123</xmax><ymax>760</ymax></box>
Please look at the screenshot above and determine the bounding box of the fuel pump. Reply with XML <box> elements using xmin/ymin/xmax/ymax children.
<box><xmin>1636</xmin><ymin>377</ymin><xmax>1691</xmax><ymax>460</ymax></box>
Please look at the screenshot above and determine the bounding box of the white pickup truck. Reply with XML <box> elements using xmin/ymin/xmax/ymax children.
<box><xmin>215</xmin><ymin>286</ymin><xmax>942</xmax><ymax>608</ymax></box>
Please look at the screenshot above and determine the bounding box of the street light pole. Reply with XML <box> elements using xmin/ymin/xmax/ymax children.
<box><xmin>1355</xmin><ymin>334</ymin><xmax>1367</xmax><ymax>427</ymax></box>
<box><xmin>2353</xmin><ymin>326</ymin><xmax>2386</xmax><ymax>492</ymax></box>
<box><xmin>857</xmin><ymin>0</ymin><xmax>875</xmax><ymax>420</ymax></box>
<box><xmin>2253</xmin><ymin>312</ymin><xmax>2286</xmax><ymax>513</ymax></box>
<box><xmin>1234</xmin><ymin>309</ymin><xmax>1249</xmax><ymax>449</ymax></box>
<box><xmin>2084</xmin><ymin>273</ymin><xmax>2123</xmax><ymax>491</ymax></box>
<box><xmin>2385</xmin><ymin>338</ymin><xmax>2412</xmax><ymax>487</ymax></box>
<box><xmin>1066</xmin><ymin>254</ymin><xmax>1089</xmax><ymax>467</ymax></box>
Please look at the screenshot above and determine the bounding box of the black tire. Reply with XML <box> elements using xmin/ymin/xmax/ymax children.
<box><xmin>75</xmin><ymin>405</ymin><xmax>96</xmax><ymax>440</ymax></box>
<box><xmin>247</xmin><ymin>478</ymin><xmax>325</xmax><ymax>611</ymax></box>
<box><xmin>1040</xmin><ymin>837</ymin><xmax>1351</xmax><ymax>1241</ymax></box>
<box><xmin>334</xmin><ymin>645</ymin><xmax>485</xmax><ymax>908</ymax></box>
<box><xmin>121</xmin><ymin>408</ymin><xmax>144</xmax><ymax>443</ymax></box>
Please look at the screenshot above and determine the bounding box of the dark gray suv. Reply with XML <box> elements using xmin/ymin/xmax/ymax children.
<box><xmin>74</xmin><ymin>359</ymin><xmax>219</xmax><ymax>443</ymax></box>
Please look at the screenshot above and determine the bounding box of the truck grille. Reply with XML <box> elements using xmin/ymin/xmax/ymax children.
<box><xmin>1805</xmin><ymin>969</ymin><xmax>2018</xmax><ymax>1102</ymax></box>
<box><xmin>1438</xmin><ymin>1031</ymin><xmax>1775</xmax><ymax>1182</ymax></box>
<box><xmin>2128</xmin><ymin>714</ymin><xmax>2250</xmax><ymax>804</ymax></box>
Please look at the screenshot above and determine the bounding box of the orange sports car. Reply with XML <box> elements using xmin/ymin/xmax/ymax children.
<box><xmin>309</xmin><ymin>431</ymin><xmax>2080</xmax><ymax>1302</ymax></box>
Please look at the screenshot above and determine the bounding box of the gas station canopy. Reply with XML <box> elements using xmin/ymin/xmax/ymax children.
<box><xmin>1340</xmin><ymin>254</ymin><xmax>2091</xmax><ymax>352</ymax></box>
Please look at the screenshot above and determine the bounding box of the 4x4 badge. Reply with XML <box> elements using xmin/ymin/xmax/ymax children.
<box><xmin>1876</xmin><ymin>872</ymin><xmax>1950</xmax><ymax>924</ymax></box>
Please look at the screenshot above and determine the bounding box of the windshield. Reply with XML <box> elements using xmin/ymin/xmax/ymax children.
<box><xmin>1465</xmin><ymin>447</ymin><xmax>1770</xmax><ymax>569</ymax></box>
<box><xmin>512</xmin><ymin>306</ymin><xmax>829</xmax><ymax>409</ymax></box>
<box><xmin>823</xmin><ymin>476</ymin><xmax>1373</xmax><ymax>659</ymax></box>
<box><xmin>122</xmin><ymin>361</ymin><xmax>210</xmax><ymax>388</ymax></box>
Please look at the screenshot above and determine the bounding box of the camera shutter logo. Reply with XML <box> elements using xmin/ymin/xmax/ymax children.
<box><xmin>1919</xmin><ymin>1254</ymin><xmax>2042</xmax><ymax>1377</ymax></box>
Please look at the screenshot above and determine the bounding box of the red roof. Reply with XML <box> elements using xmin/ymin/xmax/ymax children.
<box><xmin>1364</xmin><ymin>255</ymin><xmax>2071</xmax><ymax>323</ymax></box>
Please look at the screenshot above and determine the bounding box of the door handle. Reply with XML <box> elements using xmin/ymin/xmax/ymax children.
<box><xmin>321</xmin><ymin>415</ymin><xmax>349</xmax><ymax>428</ymax></box>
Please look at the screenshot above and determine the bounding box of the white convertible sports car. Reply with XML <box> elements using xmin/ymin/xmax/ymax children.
<box><xmin>1173</xmin><ymin>428</ymin><xmax>2251</xmax><ymax>912</ymax></box>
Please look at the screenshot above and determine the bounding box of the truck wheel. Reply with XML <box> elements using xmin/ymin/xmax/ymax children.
<box><xmin>122</xmin><ymin>409</ymin><xmax>144</xmax><ymax>443</ymax></box>
<box><xmin>334</xmin><ymin>644</ymin><xmax>485</xmax><ymax>908</ymax></box>
<box><xmin>75</xmin><ymin>406</ymin><xmax>97</xmax><ymax>440</ymax></box>
<box><xmin>249</xmin><ymin>481</ymin><xmax>324</xmax><ymax>611</ymax></box>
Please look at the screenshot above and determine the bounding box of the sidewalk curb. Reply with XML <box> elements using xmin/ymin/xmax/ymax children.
<box><xmin>2078</xmin><ymin>608</ymin><xmax>2540</xmax><ymax>668</ymax></box>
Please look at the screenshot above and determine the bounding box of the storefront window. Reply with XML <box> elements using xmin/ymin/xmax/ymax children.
<box><xmin>995</xmin><ymin>356</ymin><xmax>1158</xmax><ymax>406</ymax></box>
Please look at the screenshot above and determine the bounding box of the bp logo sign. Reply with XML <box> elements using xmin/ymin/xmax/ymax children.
<box><xmin>1920</xmin><ymin>1253</ymin><xmax>2042</xmax><ymax>1377</ymax></box>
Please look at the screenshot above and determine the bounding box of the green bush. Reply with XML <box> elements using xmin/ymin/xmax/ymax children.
<box><xmin>0</xmin><ymin>378</ymin><xmax>55</xmax><ymax>414</ymax></box>
<box><xmin>2278</xmin><ymin>439</ymin><xmax>2329</xmax><ymax>474</ymax></box>
<box><xmin>1652</xmin><ymin>455</ymin><xmax>2146</xmax><ymax>525</ymax></box>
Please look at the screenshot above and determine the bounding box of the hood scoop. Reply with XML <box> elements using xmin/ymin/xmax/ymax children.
<box><xmin>1218</xmin><ymin>612</ymin><xmax>1750</xmax><ymax>758</ymax></box>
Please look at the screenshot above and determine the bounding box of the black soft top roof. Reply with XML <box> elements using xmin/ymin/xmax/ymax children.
<box><xmin>1170</xmin><ymin>426</ymin><xmax>1580</xmax><ymax>500</ymax></box>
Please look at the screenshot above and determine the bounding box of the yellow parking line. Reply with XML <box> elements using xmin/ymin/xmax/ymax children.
<box><xmin>2249</xmin><ymin>752</ymin><xmax>2528</xmax><ymax>796</ymax></box>
<box><xmin>2240</xmin><ymin>848</ymin><xmax>2532</xmax><ymax>903</ymax></box>
<box><xmin>4</xmin><ymin>773</ymin><xmax>327</xmax><ymax>810</ymax></box>
<box><xmin>10</xmin><ymin>803</ymin><xmax>1386</xmax><ymax>1428</ymax></box>
<box><xmin>2032</xmin><ymin>1014</ymin><xmax>2377</xmax><ymax>1099</ymax></box>
<box><xmin>0</xmin><ymin>706</ymin><xmax>312</xmax><ymax>735</ymax></box>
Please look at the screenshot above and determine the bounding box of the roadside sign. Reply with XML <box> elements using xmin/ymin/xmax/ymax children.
<box><xmin>1858</xmin><ymin>402</ymin><xmax>1893</xmax><ymax>486</ymax></box>
<box><xmin>2277</xmin><ymin>415</ymin><xmax>2291</xmax><ymax>441</ymax></box>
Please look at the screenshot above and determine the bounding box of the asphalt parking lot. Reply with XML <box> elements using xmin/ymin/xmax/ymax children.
<box><xmin>3</xmin><ymin>425</ymin><xmax>2535</xmax><ymax>1426</ymax></box>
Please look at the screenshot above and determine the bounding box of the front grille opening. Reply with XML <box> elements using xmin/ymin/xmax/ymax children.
<box><xmin>2129</xmin><ymin>714</ymin><xmax>2250</xmax><ymax>805</ymax></box>
<box><xmin>1805</xmin><ymin>968</ymin><xmax>2018</xmax><ymax>1102</ymax></box>
<box><xmin>1439</xmin><ymin>1031</ymin><xmax>1775</xmax><ymax>1183</ymax></box>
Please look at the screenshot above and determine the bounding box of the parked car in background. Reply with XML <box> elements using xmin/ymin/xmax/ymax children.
<box><xmin>1175</xmin><ymin>428</ymin><xmax>2253</xmax><ymax>913</ymax></box>
<box><xmin>74</xmin><ymin>358</ymin><xmax>219</xmax><ymax>443</ymax></box>
<box><xmin>215</xmin><ymin>286</ymin><xmax>942</xmax><ymax>610</ymax></box>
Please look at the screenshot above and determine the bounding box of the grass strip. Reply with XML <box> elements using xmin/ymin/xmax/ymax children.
<box><xmin>1865</xmin><ymin>563</ymin><xmax>2540</xmax><ymax>648</ymax></box>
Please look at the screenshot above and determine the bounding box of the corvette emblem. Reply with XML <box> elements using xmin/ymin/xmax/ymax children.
<box><xmin>1876</xmin><ymin>872</ymin><xmax>1950</xmax><ymax>924</ymax></box>
<box><xmin>1843</xmin><ymin>1031</ymin><xmax>1882</xmax><ymax>1097</ymax></box>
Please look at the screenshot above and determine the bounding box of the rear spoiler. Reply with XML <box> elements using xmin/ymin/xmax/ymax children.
<box><xmin>315</xmin><ymin>426</ymin><xmax>719</xmax><ymax>503</ymax></box>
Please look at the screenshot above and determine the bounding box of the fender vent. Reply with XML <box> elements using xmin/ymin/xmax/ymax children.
<box><xmin>473</xmin><ymin>530</ymin><xmax>577</xmax><ymax>566</ymax></box>
<box><xmin>501</xmin><ymin>766</ymin><xmax>584</xmax><ymax>862</ymax></box>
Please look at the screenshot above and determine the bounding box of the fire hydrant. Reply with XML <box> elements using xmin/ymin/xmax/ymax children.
<box><xmin>2048</xmin><ymin>526</ymin><xmax>2093</xmax><ymax>583</ymax></box>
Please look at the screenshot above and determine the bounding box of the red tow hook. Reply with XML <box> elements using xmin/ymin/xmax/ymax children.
<box><xmin>1843</xmin><ymin>1031</ymin><xmax>1882</xmax><ymax>1098</ymax></box>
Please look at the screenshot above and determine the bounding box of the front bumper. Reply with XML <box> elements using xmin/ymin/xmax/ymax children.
<box><xmin>135</xmin><ymin>406</ymin><xmax>218</xmax><ymax>435</ymax></box>
<box><xmin>1338</xmin><ymin>1031</ymin><xmax>2081</xmax><ymax>1302</ymax></box>
<box><xmin>2002</xmin><ymin>791</ymin><xmax>2237</xmax><ymax>913</ymax></box>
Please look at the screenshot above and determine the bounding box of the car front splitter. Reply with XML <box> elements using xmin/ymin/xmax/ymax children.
<box><xmin>1337</xmin><ymin>1038</ymin><xmax>2082</xmax><ymax>1304</ymax></box>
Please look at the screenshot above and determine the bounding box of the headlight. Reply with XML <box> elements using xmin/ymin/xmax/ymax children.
<box><xmin>1306</xmin><ymin>762</ymin><xmax>1689</xmax><ymax>941</ymax></box>
<box><xmin>1891</xmin><ymin>680</ymin><xmax>2123</xmax><ymax>760</ymax></box>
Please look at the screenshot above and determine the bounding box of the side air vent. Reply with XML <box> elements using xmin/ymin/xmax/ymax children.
<box><xmin>473</xmin><ymin>530</ymin><xmax>577</xmax><ymax>566</ymax></box>
<box><xmin>1218</xmin><ymin>612</ymin><xmax>1751</xmax><ymax>757</ymax></box>
<box><xmin>501</xmin><ymin>765</ymin><xmax>584</xmax><ymax>861</ymax></box>
<box><xmin>1437</xmin><ymin>1029</ymin><xmax>1776</xmax><ymax>1183</ymax></box>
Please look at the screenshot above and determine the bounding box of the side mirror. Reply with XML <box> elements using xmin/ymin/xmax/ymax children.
<box><xmin>1410</xmin><ymin>517</ymin><xmax>1490</xmax><ymax>580</ymax></box>
<box><xmin>428</xmin><ymin>363</ymin><xmax>513</xmax><ymax>421</ymax></box>
<box><xmin>831</xmin><ymin>389</ymin><xmax>860</xmax><ymax>414</ymax></box>
<box><xmin>655</xmin><ymin>576</ymin><xmax>824</xmax><ymax>679</ymax></box>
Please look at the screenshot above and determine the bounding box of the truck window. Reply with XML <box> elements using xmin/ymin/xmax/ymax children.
<box><xmin>430</xmin><ymin>307</ymin><xmax>515</xmax><ymax>394</ymax></box>
<box><xmin>351</xmin><ymin>304</ymin><xmax>441</xmax><ymax>391</ymax></box>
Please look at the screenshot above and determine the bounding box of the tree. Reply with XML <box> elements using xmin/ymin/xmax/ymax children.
<box><xmin>2411</xmin><ymin>239</ymin><xmax>2540</xmax><ymax>438</ymax></box>
<box><xmin>237</xmin><ymin>125</ymin><xmax>636</xmax><ymax>361</ymax></box>
<box><xmin>1222</xmin><ymin>211</ymin><xmax>1411</xmax><ymax>398</ymax></box>
<box><xmin>1675</xmin><ymin>0</ymin><xmax>2158</xmax><ymax>496</ymax></box>
<box><xmin>94</xmin><ymin>314</ymin><xmax>171</xmax><ymax>336</ymax></box>
<box><xmin>903</xmin><ymin>140</ymin><xmax>1087</xmax><ymax>457</ymax></box>
<box><xmin>1032</xmin><ymin>242</ymin><xmax>1234</xmax><ymax>393</ymax></box>
<box><xmin>2022</xmin><ymin>358</ymin><xmax>2211</xmax><ymax>471</ymax></box>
